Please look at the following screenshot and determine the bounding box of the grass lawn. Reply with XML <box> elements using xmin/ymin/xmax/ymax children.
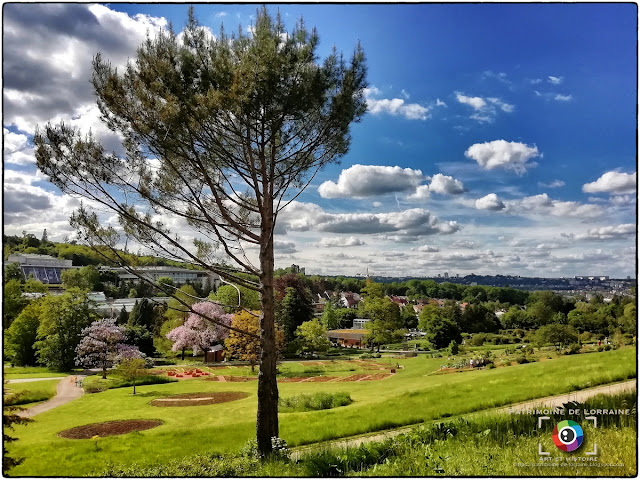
<box><xmin>6</xmin><ymin>347</ymin><xmax>636</xmax><ymax>476</ymax></box>
<box><xmin>4</xmin><ymin>366</ymin><xmax>75</xmax><ymax>380</ymax></box>
<box><xmin>4</xmin><ymin>379</ymin><xmax>60</xmax><ymax>407</ymax></box>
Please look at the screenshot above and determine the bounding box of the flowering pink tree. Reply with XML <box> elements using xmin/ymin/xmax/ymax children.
<box><xmin>166</xmin><ymin>302</ymin><xmax>232</xmax><ymax>358</ymax></box>
<box><xmin>75</xmin><ymin>319</ymin><xmax>127</xmax><ymax>379</ymax></box>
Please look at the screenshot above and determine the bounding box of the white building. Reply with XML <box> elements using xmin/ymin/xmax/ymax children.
<box><xmin>100</xmin><ymin>266</ymin><xmax>221</xmax><ymax>290</ymax></box>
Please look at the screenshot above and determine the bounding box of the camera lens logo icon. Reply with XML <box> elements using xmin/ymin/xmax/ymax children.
<box><xmin>552</xmin><ymin>420</ymin><xmax>583</xmax><ymax>452</ymax></box>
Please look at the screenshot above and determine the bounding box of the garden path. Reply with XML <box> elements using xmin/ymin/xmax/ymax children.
<box><xmin>292</xmin><ymin>379</ymin><xmax>636</xmax><ymax>458</ymax></box>
<box><xmin>17</xmin><ymin>375</ymin><xmax>87</xmax><ymax>418</ymax></box>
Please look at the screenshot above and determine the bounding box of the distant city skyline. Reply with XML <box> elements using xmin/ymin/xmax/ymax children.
<box><xmin>3</xmin><ymin>3</ymin><xmax>636</xmax><ymax>278</ymax></box>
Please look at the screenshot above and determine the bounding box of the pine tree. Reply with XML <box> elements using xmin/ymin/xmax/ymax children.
<box><xmin>34</xmin><ymin>7</ymin><xmax>367</xmax><ymax>455</ymax></box>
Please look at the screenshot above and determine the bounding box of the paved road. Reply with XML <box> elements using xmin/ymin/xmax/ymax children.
<box><xmin>292</xmin><ymin>379</ymin><xmax>636</xmax><ymax>457</ymax></box>
<box><xmin>7</xmin><ymin>377</ymin><xmax>68</xmax><ymax>384</ymax></box>
<box><xmin>17</xmin><ymin>375</ymin><xmax>86</xmax><ymax>418</ymax></box>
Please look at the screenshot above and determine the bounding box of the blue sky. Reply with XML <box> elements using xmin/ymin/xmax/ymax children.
<box><xmin>3</xmin><ymin>3</ymin><xmax>637</xmax><ymax>278</ymax></box>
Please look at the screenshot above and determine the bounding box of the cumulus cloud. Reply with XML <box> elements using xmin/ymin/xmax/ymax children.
<box><xmin>406</xmin><ymin>174</ymin><xmax>465</xmax><ymax>201</ymax></box>
<box><xmin>414</xmin><ymin>245</ymin><xmax>439</xmax><ymax>252</ymax></box>
<box><xmin>548</xmin><ymin>76</ymin><xmax>564</xmax><ymax>85</ymax></box>
<box><xmin>507</xmin><ymin>193</ymin><xmax>604</xmax><ymax>219</ymax></box>
<box><xmin>278</xmin><ymin>202</ymin><xmax>461</xmax><ymax>238</ymax></box>
<box><xmin>475</xmin><ymin>193</ymin><xmax>506</xmax><ymax>211</ymax></box>
<box><xmin>3</xmin><ymin>129</ymin><xmax>35</xmax><ymax>165</ymax></box>
<box><xmin>274</xmin><ymin>240</ymin><xmax>297</xmax><ymax>254</ymax></box>
<box><xmin>318</xmin><ymin>236</ymin><xmax>366</xmax><ymax>248</ymax></box>
<box><xmin>407</xmin><ymin>185</ymin><xmax>431</xmax><ymax>201</ymax></box>
<box><xmin>538</xmin><ymin>179</ymin><xmax>565</xmax><ymax>188</ymax></box>
<box><xmin>554</xmin><ymin>94</ymin><xmax>573</xmax><ymax>102</ymax></box>
<box><xmin>465</xmin><ymin>140</ymin><xmax>540</xmax><ymax>175</ymax></box>
<box><xmin>364</xmin><ymin>87</ymin><xmax>429</xmax><ymax>120</ymax></box>
<box><xmin>318</xmin><ymin>164</ymin><xmax>425</xmax><ymax>198</ymax></box>
<box><xmin>3</xmin><ymin>4</ymin><xmax>167</xmax><ymax>138</ymax></box>
<box><xmin>455</xmin><ymin>92</ymin><xmax>514</xmax><ymax>123</ymax></box>
<box><xmin>566</xmin><ymin>224</ymin><xmax>635</xmax><ymax>241</ymax></box>
<box><xmin>372</xmin><ymin>201</ymin><xmax>383</xmax><ymax>208</ymax></box>
<box><xmin>428</xmin><ymin>174</ymin><xmax>466</xmax><ymax>195</ymax></box>
<box><xmin>582</xmin><ymin>170</ymin><xmax>636</xmax><ymax>195</ymax></box>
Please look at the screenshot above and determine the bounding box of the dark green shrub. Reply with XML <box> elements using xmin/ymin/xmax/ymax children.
<box><xmin>604</xmin><ymin>344</ymin><xmax>612</xmax><ymax>351</ymax></box>
<box><xmin>597</xmin><ymin>345</ymin><xmax>604</xmax><ymax>352</ymax></box>
<box><xmin>84</xmin><ymin>383</ymin><xmax>108</xmax><ymax>394</ymax></box>
<box><xmin>513</xmin><ymin>356</ymin><xmax>529</xmax><ymax>364</ymax></box>
<box><xmin>564</xmin><ymin>343</ymin><xmax>581</xmax><ymax>355</ymax></box>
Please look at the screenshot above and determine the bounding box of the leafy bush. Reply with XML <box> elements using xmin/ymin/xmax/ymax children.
<box><xmin>604</xmin><ymin>344</ymin><xmax>612</xmax><ymax>351</ymax></box>
<box><xmin>486</xmin><ymin>363</ymin><xmax>496</xmax><ymax>369</ymax></box>
<box><xmin>110</xmin><ymin>374</ymin><xmax>176</xmax><ymax>389</ymax></box>
<box><xmin>84</xmin><ymin>383</ymin><xmax>108</xmax><ymax>394</ymax></box>
<box><xmin>564</xmin><ymin>343</ymin><xmax>581</xmax><ymax>355</ymax></box>
<box><xmin>513</xmin><ymin>356</ymin><xmax>529</xmax><ymax>364</ymax></box>
<box><xmin>597</xmin><ymin>345</ymin><xmax>604</xmax><ymax>352</ymax></box>
<box><xmin>279</xmin><ymin>392</ymin><xmax>352</xmax><ymax>412</ymax></box>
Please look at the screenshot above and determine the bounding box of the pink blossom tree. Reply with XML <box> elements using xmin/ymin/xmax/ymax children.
<box><xmin>166</xmin><ymin>302</ymin><xmax>232</xmax><ymax>359</ymax></box>
<box><xmin>75</xmin><ymin>318</ymin><xmax>128</xmax><ymax>379</ymax></box>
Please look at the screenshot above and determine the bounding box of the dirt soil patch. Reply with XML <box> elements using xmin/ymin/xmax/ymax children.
<box><xmin>150</xmin><ymin>392</ymin><xmax>249</xmax><ymax>407</ymax></box>
<box><xmin>278</xmin><ymin>376</ymin><xmax>338</xmax><ymax>383</ymax></box>
<box><xmin>335</xmin><ymin>374</ymin><xmax>373</xmax><ymax>382</ymax></box>
<box><xmin>59</xmin><ymin>420</ymin><xmax>162</xmax><ymax>439</ymax></box>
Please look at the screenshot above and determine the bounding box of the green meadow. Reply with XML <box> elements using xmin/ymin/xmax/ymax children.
<box><xmin>6</xmin><ymin>347</ymin><xmax>636</xmax><ymax>476</ymax></box>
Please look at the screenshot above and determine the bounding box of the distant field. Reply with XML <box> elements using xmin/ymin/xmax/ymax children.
<box><xmin>6</xmin><ymin>347</ymin><xmax>636</xmax><ymax>476</ymax></box>
<box><xmin>4</xmin><ymin>366</ymin><xmax>73</xmax><ymax>379</ymax></box>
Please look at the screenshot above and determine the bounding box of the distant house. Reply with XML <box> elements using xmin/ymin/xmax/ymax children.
<box><xmin>388</xmin><ymin>295</ymin><xmax>408</xmax><ymax>306</ymax></box>
<box><xmin>340</xmin><ymin>291</ymin><xmax>361</xmax><ymax>309</ymax></box>
<box><xmin>326</xmin><ymin>329</ymin><xmax>368</xmax><ymax>348</ymax></box>
<box><xmin>312</xmin><ymin>301</ymin><xmax>326</xmax><ymax>317</ymax></box>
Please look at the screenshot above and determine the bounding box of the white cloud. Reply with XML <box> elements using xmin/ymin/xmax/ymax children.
<box><xmin>318</xmin><ymin>236</ymin><xmax>366</xmax><ymax>247</ymax></box>
<box><xmin>456</xmin><ymin>93</ymin><xmax>486</xmax><ymax>110</ymax></box>
<box><xmin>569</xmin><ymin>224</ymin><xmax>635</xmax><ymax>241</ymax></box>
<box><xmin>548</xmin><ymin>76</ymin><xmax>564</xmax><ymax>85</ymax></box>
<box><xmin>278</xmin><ymin>201</ymin><xmax>461</xmax><ymax>237</ymax></box>
<box><xmin>406</xmin><ymin>174</ymin><xmax>465</xmax><ymax>201</ymax></box>
<box><xmin>400</xmin><ymin>89</ymin><xmax>410</xmax><ymax>99</ymax></box>
<box><xmin>582</xmin><ymin>170</ymin><xmax>636</xmax><ymax>195</ymax></box>
<box><xmin>554</xmin><ymin>94</ymin><xmax>573</xmax><ymax>102</ymax></box>
<box><xmin>407</xmin><ymin>185</ymin><xmax>431</xmax><ymax>201</ymax></box>
<box><xmin>428</xmin><ymin>174</ymin><xmax>466</xmax><ymax>195</ymax></box>
<box><xmin>507</xmin><ymin>193</ymin><xmax>604</xmax><ymax>219</ymax></box>
<box><xmin>372</xmin><ymin>201</ymin><xmax>382</xmax><ymax>208</ymax></box>
<box><xmin>529</xmin><ymin>78</ymin><xmax>543</xmax><ymax>85</ymax></box>
<box><xmin>451</xmin><ymin>240</ymin><xmax>479</xmax><ymax>249</ymax></box>
<box><xmin>435</xmin><ymin>98</ymin><xmax>447</xmax><ymax>107</ymax></box>
<box><xmin>538</xmin><ymin>179</ymin><xmax>565</xmax><ymax>188</ymax></box>
<box><xmin>215</xmin><ymin>11</ymin><xmax>228</xmax><ymax>17</ymax></box>
<box><xmin>3</xmin><ymin>129</ymin><xmax>35</xmax><ymax>165</ymax></box>
<box><xmin>455</xmin><ymin>92</ymin><xmax>514</xmax><ymax>123</ymax></box>
<box><xmin>414</xmin><ymin>245</ymin><xmax>440</xmax><ymax>252</ymax></box>
<box><xmin>465</xmin><ymin>140</ymin><xmax>540</xmax><ymax>175</ymax></box>
<box><xmin>318</xmin><ymin>164</ymin><xmax>425</xmax><ymax>198</ymax></box>
<box><xmin>364</xmin><ymin>87</ymin><xmax>429</xmax><ymax>120</ymax></box>
<box><xmin>475</xmin><ymin>193</ymin><xmax>506</xmax><ymax>211</ymax></box>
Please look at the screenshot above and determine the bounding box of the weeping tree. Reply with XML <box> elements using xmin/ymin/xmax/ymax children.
<box><xmin>34</xmin><ymin>7</ymin><xmax>367</xmax><ymax>456</ymax></box>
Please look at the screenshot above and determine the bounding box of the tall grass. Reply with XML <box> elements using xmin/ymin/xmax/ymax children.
<box><xmin>279</xmin><ymin>392</ymin><xmax>352</xmax><ymax>412</ymax></box>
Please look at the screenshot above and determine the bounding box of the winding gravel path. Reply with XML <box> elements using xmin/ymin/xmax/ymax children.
<box><xmin>17</xmin><ymin>375</ymin><xmax>86</xmax><ymax>418</ymax></box>
<box><xmin>292</xmin><ymin>379</ymin><xmax>636</xmax><ymax>457</ymax></box>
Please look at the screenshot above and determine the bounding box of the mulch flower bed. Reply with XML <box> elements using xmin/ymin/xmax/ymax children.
<box><xmin>150</xmin><ymin>392</ymin><xmax>249</xmax><ymax>407</ymax></box>
<box><xmin>335</xmin><ymin>374</ymin><xmax>372</xmax><ymax>382</ymax></box>
<box><xmin>58</xmin><ymin>420</ymin><xmax>162</xmax><ymax>439</ymax></box>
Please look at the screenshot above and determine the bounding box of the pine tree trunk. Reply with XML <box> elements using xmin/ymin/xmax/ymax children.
<box><xmin>256</xmin><ymin>201</ymin><xmax>279</xmax><ymax>458</ymax></box>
